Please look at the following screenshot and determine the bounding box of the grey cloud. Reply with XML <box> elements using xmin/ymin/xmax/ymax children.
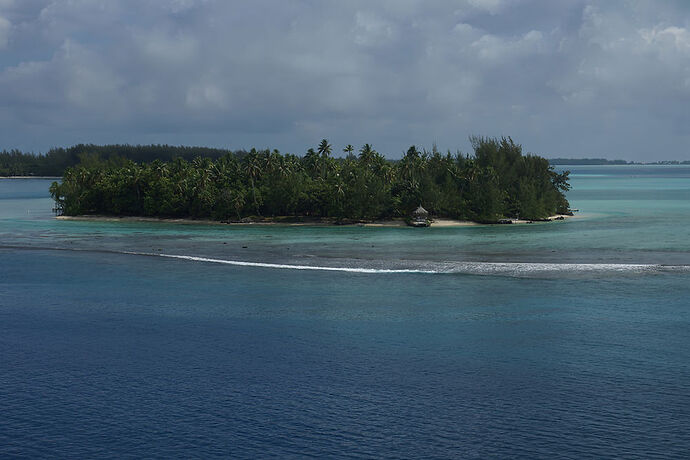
<box><xmin>0</xmin><ymin>16</ymin><xmax>9</xmax><ymax>49</ymax></box>
<box><xmin>0</xmin><ymin>0</ymin><xmax>688</xmax><ymax>160</ymax></box>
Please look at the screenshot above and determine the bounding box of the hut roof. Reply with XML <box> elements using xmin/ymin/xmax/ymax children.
<box><xmin>413</xmin><ymin>205</ymin><xmax>428</xmax><ymax>217</ymax></box>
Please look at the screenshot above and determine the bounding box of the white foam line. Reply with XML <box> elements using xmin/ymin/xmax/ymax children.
<box><xmin>157</xmin><ymin>253</ymin><xmax>437</xmax><ymax>274</ymax></box>
<box><xmin>459</xmin><ymin>262</ymin><xmax>657</xmax><ymax>272</ymax></box>
<box><xmin>150</xmin><ymin>253</ymin><xmax>688</xmax><ymax>275</ymax></box>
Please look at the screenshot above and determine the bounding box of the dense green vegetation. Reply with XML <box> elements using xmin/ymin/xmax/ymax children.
<box><xmin>1</xmin><ymin>144</ymin><xmax>236</xmax><ymax>176</ymax></box>
<box><xmin>49</xmin><ymin>137</ymin><xmax>571</xmax><ymax>222</ymax></box>
<box><xmin>5</xmin><ymin>144</ymin><xmax>686</xmax><ymax>177</ymax></box>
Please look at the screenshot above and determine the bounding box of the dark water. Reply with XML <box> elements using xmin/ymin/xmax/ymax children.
<box><xmin>2</xmin><ymin>170</ymin><xmax>690</xmax><ymax>458</ymax></box>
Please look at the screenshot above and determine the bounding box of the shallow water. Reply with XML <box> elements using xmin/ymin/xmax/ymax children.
<box><xmin>1</xmin><ymin>167</ymin><xmax>690</xmax><ymax>458</ymax></box>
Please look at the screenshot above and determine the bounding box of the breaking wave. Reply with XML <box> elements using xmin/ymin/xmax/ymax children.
<box><xmin>156</xmin><ymin>253</ymin><xmax>690</xmax><ymax>277</ymax></box>
<box><xmin>3</xmin><ymin>245</ymin><xmax>688</xmax><ymax>277</ymax></box>
<box><xmin>157</xmin><ymin>254</ymin><xmax>438</xmax><ymax>273</ymax></box>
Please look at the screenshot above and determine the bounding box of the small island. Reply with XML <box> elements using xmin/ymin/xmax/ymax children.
<box><xmin>49</xmin><ymin>137</ymin><xmax>572</xmax><ymax>225</ymax></box>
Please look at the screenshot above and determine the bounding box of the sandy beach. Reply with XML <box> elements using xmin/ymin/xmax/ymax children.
<box><xmin>56</xmin><ymin>214</ymin><xmax>573</xmax><ymax>227</ymax></box>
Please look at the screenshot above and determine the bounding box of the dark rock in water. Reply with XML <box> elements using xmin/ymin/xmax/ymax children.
<box><xmin>554</xmin><ymin>216</ymin><xmax>565</xmax><ymax>220</ymax></box>
<box><xmin>497</xmin><ymin>219</ymin><xmax>513</xmax><ymax>224</ymax></box>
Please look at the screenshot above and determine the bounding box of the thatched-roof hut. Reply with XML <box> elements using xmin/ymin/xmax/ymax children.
<box><xmin>410</xmin><ymin>205</ymin><xmax>430</xmax><ymax>227</ymax></box>
<box><xmin>413</xmin><ymin>205</ymin><xmax>428</xmax><ymax>219</ymax></box>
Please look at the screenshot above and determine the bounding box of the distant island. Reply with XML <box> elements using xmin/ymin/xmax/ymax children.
<box><xmin>48</xmin><ymin>137</ymin><xmax>571</xmax><ymax>224</ymax></box>
<box><xmin>1</xmin><ymin>144</ymin><xmax>235</xmax><ymax>177</ymax></box>
<box><xmin>548</xmin><ymin>158</ymin><xmax>690</xmax><ymax>165</ymax></box>
<box><xmin>548</xmin><ymin>158</ymin><xmax>631</xmax><ymax>165</ymax></box>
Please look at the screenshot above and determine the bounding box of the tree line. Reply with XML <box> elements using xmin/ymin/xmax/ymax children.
<box><xmin>1</xmin><ymin>144</ymin><xmax>236</xmax><ymax>176</ymax></box>
<box><xmin>49</xmin><ymin>137</ymin><xmax>571</xmax><ymax>223</ymax></box>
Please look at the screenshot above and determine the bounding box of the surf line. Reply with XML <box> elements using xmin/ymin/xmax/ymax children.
<box><xmin>156</xmin><ymin>253</ymin><xmax>438</xmax><ymax>274</ymax></box>
<box><xmin>152</xmin><ymin>253</ymin><xmax>690</xmax><ymax>275</ymax></box>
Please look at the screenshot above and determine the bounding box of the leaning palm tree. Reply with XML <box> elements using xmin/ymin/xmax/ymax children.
<box><xmin>317</xmin><ymin>139</ymin><xmax>332</xmax><ymax>158</ymax></box>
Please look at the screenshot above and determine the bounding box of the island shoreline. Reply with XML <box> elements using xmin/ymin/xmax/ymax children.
<box><xmin>56</xmin><ymin>214</ymin><xmax>574</xmax><ymax>227</ymax></box>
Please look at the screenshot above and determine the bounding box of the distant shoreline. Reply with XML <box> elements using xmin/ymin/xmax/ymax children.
<box><xmin>56</xmin><ymin>214</ymin><xmax>573</xmax><ymax>227</ymax></box>
<box><xmin>549</xmin><ymin>160</ymin><xmax>690</xmax><ymax>166</ymax></box>
<box><xmin>0</xmin><ymin>176</ymin><xmax>62</xmax><ymax>179</ymax></box>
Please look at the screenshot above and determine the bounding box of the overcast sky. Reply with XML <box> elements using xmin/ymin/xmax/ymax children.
<box><xmin>0</xmin><ymin>0</ymin><xmax>688</xmax><ymax>160</ymax></box>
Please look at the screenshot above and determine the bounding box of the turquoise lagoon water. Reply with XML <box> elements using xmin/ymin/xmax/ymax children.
<box><xmin>1</xmin><ymin>166</ymin><xmax>690</xmax><ymax>458</ymax></box>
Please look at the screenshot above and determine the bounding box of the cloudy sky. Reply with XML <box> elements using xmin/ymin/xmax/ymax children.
<box><xmin>0</xmin><ymin>0</ymin><xmax>688</xmax><ymax>160</ymax></box>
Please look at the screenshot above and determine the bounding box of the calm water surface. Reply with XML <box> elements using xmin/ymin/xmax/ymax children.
<box><xmin>1</xmin><ymin>166</ymin><xmax>689</xmax><ymax>458</ymax></box>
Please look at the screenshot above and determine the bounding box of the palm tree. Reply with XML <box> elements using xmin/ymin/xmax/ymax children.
<box><xmin>276</xmin><ymin>156</ymin><xmax>292</xmax><ymax>178</ymax></box>
<box><xmin>263</xmin><ymin>150</ymin><xmax>278</xmax><ymax>175</ymax></box>
<box><xmin>231</xmin><ymin>188</ymin><xmax>246</xmax><ymax>221</ymax></box>
<box><xmin>380</xmin><ymin>164</ymin><xmax>395</xmax><ymax>183</ymax></box>
<box><xmin>333</xmin><ymin>179</ymin><xmax>346</xmax><ymax>218</ymax></box>
<box><xmin>359</xmin><ymin>144</ymin><xmax>375</xmax><ymax>166</ymax></box>
<box><xmin>343</xmin><ymin>144</ymin><xmax>354</xmax><ymax>159</ymax></box>
<box><xmin>317</xmin><ymin>139</ymin><xmax>332</xmax><ymax>158</ymax></box>
<box><xmin>304</xmin><ymin>147</ymin><xmax>319</xmax><ymax>176</ymax></box>
<box><xmin>244</xmin><ymin>150</ymin><xmax>262</xmax><ymax>215</ymax></box>
<box><xmin>151</xmin><ymin>160</ymin><xmax>170</xmax><ymax>187</ymax></box>
<box><xmin>129</xmin><ymin>163</ymin><xmax>146</xmax><ymax>212</ymax></box>
<box><xmin>317</xmin><ymin>139</ymin><xmax>332</xmax><ymax>179</ymax></box>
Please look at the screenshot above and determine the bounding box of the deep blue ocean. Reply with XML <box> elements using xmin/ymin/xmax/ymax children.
<box><xmin>2</xmin><ymin>166</ymin><xmax>690</xmax><ymax>458</ymax></box>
